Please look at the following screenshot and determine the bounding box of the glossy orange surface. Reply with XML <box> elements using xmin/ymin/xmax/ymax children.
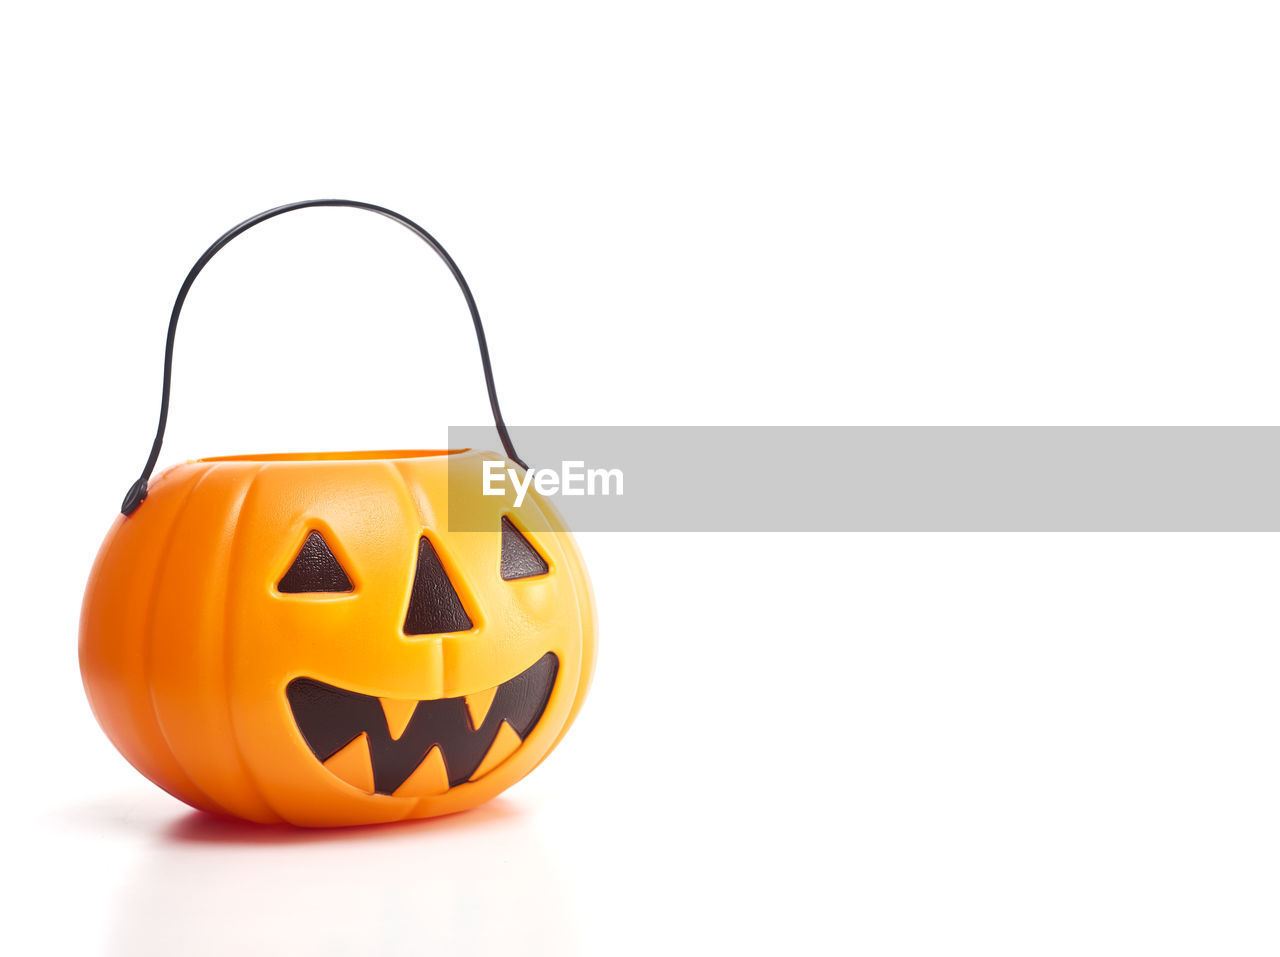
<box><xmin>80</xmin><ymin>450</ymin><xmax>595</xmax><ymax>826</ymax></box>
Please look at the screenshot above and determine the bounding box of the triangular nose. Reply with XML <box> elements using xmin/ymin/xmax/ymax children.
<box><xmin>404</xmin><ymin>536</ymin><xmax>473</xmax><ymax>635</ymax></box>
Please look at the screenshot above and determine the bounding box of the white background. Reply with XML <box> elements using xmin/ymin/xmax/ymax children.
<box><xmin>3</xmin><ymin>2</ymin><xmax>1279</xmax><ymax>954</ymax></box>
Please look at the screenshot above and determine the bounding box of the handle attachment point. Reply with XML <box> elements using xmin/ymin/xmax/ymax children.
<box><xmin>121</xmin><ymin>479</ymin><xmax>148</xmax><ymax>516</ymax></box>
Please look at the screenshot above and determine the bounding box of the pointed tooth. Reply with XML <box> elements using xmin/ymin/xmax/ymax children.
<box><xmin>393</xmin><ymin>746</ymin><xmax>451</xmax><ymax>797</ymax></box>
<box><xmin>469</xmin><ymin>721</ymin><xmax>522</xmax><ymax>781</ymax></box>
<box><xmin>379</xmin><ymin>696</ymin><xmax>418</xmax><ymax>740</ymax></box>
<box><xmin>464</xmin><ymin>686</ymin><xmax>498</xmax><ymax>731</ymax></box>
<box><xmin>323</xmin><ymin>733</ymin><xmax>375</xmax><ymax>793</ymax></box>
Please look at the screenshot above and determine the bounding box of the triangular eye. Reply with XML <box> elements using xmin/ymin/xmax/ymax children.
<box><xmin>404</xmin><ymin>537</ymin><xmax>473</xmax><ymax>635</ymax></box>
<box><xmin>278</xmin><ymin>531</ymin><xmax>354</xmax><ymax>593</ymax></box>
<box><xmin>501</xmin><ymin>517</ymin><xmax>549</xmax><ymax>580</ymax></box>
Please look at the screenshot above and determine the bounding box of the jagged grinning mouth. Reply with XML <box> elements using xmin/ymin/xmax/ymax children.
<box><xmin>286</xmin><ymin>653</ymin><xmax>558</xmax><ymax>796</ymax></box>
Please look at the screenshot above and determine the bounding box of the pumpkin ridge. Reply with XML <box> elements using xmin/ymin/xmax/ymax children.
<box><xmin>220</xmin><ymin>464</ymin><xmax>289</xmax><ymax>824</ymax></box>
<box><xmin>368</xmin><ymin>461</ymin><xmax>428</xmax><ymax>824</ymax></box>
<box><xmin>143</xmin><ymin>464</ymin><xmax>238</xmax><ymax>818</ymax></box>
<box><xmin>390</xmin><ymin>456</ymin><xmax>430</xmax><ymax>528</ymax></box>
<box><xmin>538</xmin><ymin>506</ymin><xmax>596</xmax><ymax>763</ymax></box>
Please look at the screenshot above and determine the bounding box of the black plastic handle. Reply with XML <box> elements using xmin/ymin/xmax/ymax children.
<box><xmin>120</xmin><ymin>199</ymin><xmax>528</xmax><ymax>516</ymax></box>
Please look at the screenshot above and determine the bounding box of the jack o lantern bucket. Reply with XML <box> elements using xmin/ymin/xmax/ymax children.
<box><xmin>80</xmin><ymin>200</ymin><xmax>596</xmax><ymax>827</ymax></box>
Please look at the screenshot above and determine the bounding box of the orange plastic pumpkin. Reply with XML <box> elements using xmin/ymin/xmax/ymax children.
<box><xmin>79</xmin><ymin>202</ymin><xmax>595</xmax><ymax>826</ymax></box>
